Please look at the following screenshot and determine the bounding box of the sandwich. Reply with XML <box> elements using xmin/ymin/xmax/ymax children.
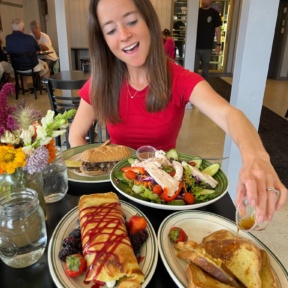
<box><xmin>80</xmin><ymin>145</ymin><xmax>131</xmax><ymax>175</ymax></box>
<box><xmin>78</xmin><ymin>192</ymin><xmax>144</xmax><ymax>288</ymax></box>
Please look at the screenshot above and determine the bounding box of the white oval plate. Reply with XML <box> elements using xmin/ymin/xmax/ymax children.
<box><xmin>48</xmin><ymin>201</ymin><xmax>158</xmax><ymax>288</ymax></box>
<box><xmin>158</xmin><ymin>210</ymin><xmax>288</xmax><ymax>288</ymax></box>
<box><xmin>110</xmin><ymin>153</ymin><xmax>229</xmax><ymax>210</ymax></box>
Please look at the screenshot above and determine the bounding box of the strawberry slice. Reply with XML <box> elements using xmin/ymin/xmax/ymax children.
<box><xmin>128</xmin><ymin>215</ymin><xmax>147</xmax><ymax>234</ymax></box>
<box><xmin>168</xmin><ymin>227</ymin><xmax>188</xmax><ymax>243</ymax></box>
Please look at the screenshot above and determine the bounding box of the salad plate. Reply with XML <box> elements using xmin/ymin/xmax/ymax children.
<box><xmin>110</xmin><ymin>152</ymin><xmax>229</xmax><ymax>210</ymax></box>
<box><xmin>63</xmin><ymin>143</ymin><xmax>135</xmax><ymax>183</ymax></box>
<box><xmin>158</xmin><ymin>210</ymin><xmax>288</xmax><ymax>288</ymax></box>
<box><xmin>48</xmin><ymin>201</ymin><xmax>158</xmax><ymax>288</ymax></box>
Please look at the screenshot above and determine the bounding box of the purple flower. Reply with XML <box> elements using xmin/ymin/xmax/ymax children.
<box><xmin>24</xmin><ymin>146</ymin><xmax>49</xmax><ymax>174</ymax></box>
<box><xmin>0</xmin><ymin>83</ymin><xmax>17</xmax><ymax>136</ymax></box>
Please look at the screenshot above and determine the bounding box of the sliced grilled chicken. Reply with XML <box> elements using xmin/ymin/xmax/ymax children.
<box><xmin>182</xmin><ymin>161</ymin><xmax>218</xmax><ymax>188</ymax></box>
<box><xmin>144</xmin><ymin>162</ymin><xmax>180</xmax><ymax>196</ymax></box>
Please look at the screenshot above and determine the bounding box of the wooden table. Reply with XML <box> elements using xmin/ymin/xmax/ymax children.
<box><xmin>43</xmin><ymin>70</ymin><xmax>90</xmax><ymax>90</ymax></box>
<box><xmin>0</xmin><ymin>180</ymin><xmax>236</xmax><ymax>288</ymax></box>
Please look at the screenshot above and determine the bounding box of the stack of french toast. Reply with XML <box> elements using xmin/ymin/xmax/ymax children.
<box><xmin>174</xmin><ymin>229</ymin><xmax>278</xmax><ymax>288</ymax></box>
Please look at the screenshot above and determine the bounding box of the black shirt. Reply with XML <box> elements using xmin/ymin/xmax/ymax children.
<box><xmin>196</xmin><ymin>7</ymin><xmax>222</xmax><ymax>49</ymax></box>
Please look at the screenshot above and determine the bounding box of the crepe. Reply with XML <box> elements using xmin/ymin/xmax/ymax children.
<box><xmin>78</xmin><ymin>192</ymin><xmax>144</xmax><ymax>288</ymax></box>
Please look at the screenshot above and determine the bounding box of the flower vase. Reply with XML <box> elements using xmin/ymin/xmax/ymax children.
<box><xmin>0</xmin><ymin>169</ymin><xmax>46</xmax><ymax>216</ymax></box>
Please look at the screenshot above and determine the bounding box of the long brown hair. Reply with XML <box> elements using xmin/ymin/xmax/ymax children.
<box><xmin>88</xmin><ymin>0</ymin><xmax>171</xmax><ymax>124</ymax></box>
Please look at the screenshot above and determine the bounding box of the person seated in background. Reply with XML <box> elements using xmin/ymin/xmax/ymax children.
<box><xmin>6</xmin><ymin>18</ymin><xmax>50</xmax><ymax>90</ymax></box>
<box><xmin>30</xmin><ymin>20</ymin><xmax>59</xmax><ymax>74</ymax></box>
<box><xmin>0</xmin><ymin>37</ymin><xmax>14</xmax><ymax>83</ymax></box>
<box><xmin>162</xmin><ymin>28</ymin><xmax>176</xmax><ymax>60</ymax></box>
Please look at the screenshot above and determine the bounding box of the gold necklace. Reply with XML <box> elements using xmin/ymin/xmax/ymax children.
<box><xmin>126</xmin><ymin>80</ymin><xmax>138</xmax><ymax>99</ymax></box>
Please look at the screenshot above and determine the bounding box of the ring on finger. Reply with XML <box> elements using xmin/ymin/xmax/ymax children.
<box><xmin>266</xmin><ymin>187</ymin><xmax>280</xmax><ymax>197</ymax></box>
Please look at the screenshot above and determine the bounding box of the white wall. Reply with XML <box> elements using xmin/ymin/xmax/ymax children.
<box><xmin>0</xmin><ymin>1</ymin><xmax>24</xmax><ymax>44</ymax></box>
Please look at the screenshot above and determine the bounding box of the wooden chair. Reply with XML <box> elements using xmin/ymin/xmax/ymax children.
<box><xmin>9</xmin><ymin>52</ymin><xmax>43</xmax><ymax>99</ymax></box>
<box><xmin>42</xmin><ymin>76</ymin><xmax>107</xmax><ymax>148</ymax></box>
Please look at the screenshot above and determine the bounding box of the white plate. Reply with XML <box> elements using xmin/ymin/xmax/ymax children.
<box><xmin>48</xmin><ymin>201</ymin><xmax>158</xmax><ymax>288</ymax></box>
<box><xmin>110</xmin><ymin>153</ymin><xmax>229</xmax><ymax>210</ymax></box>
<box><xmin>62</xmin><ymin>144</ymin><xmax>135</xmax><ymax>183</ymax></box>
<box><xmin>158</xmin><ymin>210</ymin><xmax>288</xmax><ymax>288</ymax></box>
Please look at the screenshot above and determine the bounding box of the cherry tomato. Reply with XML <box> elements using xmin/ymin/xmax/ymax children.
<box><xmin>183</xmin><ymin>192</ymin><xmax>195</xmax><ymax>204</ymax></box>
<box><xmin>188</xmin><ymin>161</ymin><xmax>197</xmax><ymax>167</ymax></box>
<box><xmin>169</xmin><ymin>171</ymin><xmax>176</xmax><ymax>177</ymax></box>
<box><xmin>152</xmin><ymin>184</ymin><xmax>163</xmax><ymax>195</ymax></box>
<box><xmin>125</xmin><ymin>170</ymin><xmax>137</xmax><ymax>180</ymax></box>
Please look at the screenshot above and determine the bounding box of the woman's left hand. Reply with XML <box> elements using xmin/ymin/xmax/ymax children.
<box><xmin>236</xmin><ymin>157</ymin><xmax>287</xmax><ymax>223</ymax></box>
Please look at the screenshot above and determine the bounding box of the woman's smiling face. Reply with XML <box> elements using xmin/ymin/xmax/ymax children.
<box><xmin>97</xmin><ymin>0</ymin><xmax>151</xmax><ymax>68</ymax></box>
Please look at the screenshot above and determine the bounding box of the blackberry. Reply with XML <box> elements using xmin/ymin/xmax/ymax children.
<box><xmin>58</xmin><ymin>247</ymin><xmax>80</xmax><ymax>261</ymax></box>
<box><xmin>129</xmin><ymin>234</ymin><xmax>142</xmax><ymax>254</ymax></box>
<box><xmin>69</xmin><ymin>228</ymin><xmax>81</xmax><ymax>239</ymax></box>
<box><xmin>62</xmin><ymin>237</ymin><xmax>82</xmax><ymax>249</ymax></box>
<box><xmin>138</xmin><ymin>230</ymin><xmax>149</xmax><ymax>244</ymax></box>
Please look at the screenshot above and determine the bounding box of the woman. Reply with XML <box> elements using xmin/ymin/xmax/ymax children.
<box><xmin>69</xmin><ymin>0</ymin><xmax>287</xmax><ymax>223</ymax></box>
<box><xmin>162</xmin><ymin>28</ymin><xmax>175</xmax><ymax>59</ymax></box>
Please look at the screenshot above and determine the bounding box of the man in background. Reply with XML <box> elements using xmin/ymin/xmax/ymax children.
<box><xmin>30</xmin><ymin>20</ymin><xmax>59</xmax><ymax>74</ymax></box>
<box><xmin>194</xmin><ymin>0</ymin><xmax>222</xmax><ymax>80</ymax></box>
<box><xmin>6</xmin><ymin>18</ymin><xmax>50</xmax><ymax>89</ymax></box>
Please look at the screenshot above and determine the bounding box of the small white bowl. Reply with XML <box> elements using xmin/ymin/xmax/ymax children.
<box><xmin>136</xmin><ymin>146</ymin><xmax>156</xmax><ymax>160</ymax></box>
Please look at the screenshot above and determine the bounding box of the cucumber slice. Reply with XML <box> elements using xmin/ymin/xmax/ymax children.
<box><xmin>166</xmin><ymin>148</ymin><xmax>179</xmax><ymax>160</ymax></box>
<box><xmin>167</xmin><ymin>199</ymin><xmax>185</xmax><ymax>205</ymax></box>
<box><xmin>132</xmin><ymin>185</ymin><xmax>144</xmax><ymax>194</ymax></box>
<box><xmin>114</xmin><ymin>171</ymin><xmax>130</xmax><ymax>183</ymax></box>
<box><xmin>127</xmin><ymin>157</ymin><xmax>136</xmax><ymax>165</ymax></box>
<box><xmin>199</xmin><ymin>189</ymin><xmax>216</xmax><ymax>195</ymax></box>
<box><xmin>201</xmin><ymin>163</ymin><xmax>220</xmax><ymax>176</ymax></box>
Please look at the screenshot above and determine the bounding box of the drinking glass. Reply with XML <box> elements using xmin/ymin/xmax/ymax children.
<box><xmin>0</xmin><ymin>188</ymin><xmax>47</xmax><ymax>268</ymax></box>
<box><xmin>42</xmin><ymin>146</ymin><xmax>68</xmax><ymax>203</ymax></box>
<box><xmin>236</xmin><ymin>197</ymin><xmax>269</xmax><ymax>231</ymax></box>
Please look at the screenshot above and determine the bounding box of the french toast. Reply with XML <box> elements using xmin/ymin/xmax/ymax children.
<box><xmin>186</xmin><ymin>262</ymin><xmax>236</xmax><ymax>288</ymax></box>
<box><xmin>201</xmin><ymin>238</ymin><xmax>262</xmax><ymax>288</ymax></box>
<box><xmin>175</xmin><ymin>241</ymin><xmax>242</xmax><ymax>288</ymax></box>
<box><xmin>260</xmin><ymin>249</ymin><xmax>278</xmax><ymax>288</ymax></box>
<box><xmin>175</xmin><ymin>229</ymin><xmax>279</xmax><ymax>288</ymax></box>
<box><xmin>201</xmin><ymin>229</ymin><xmax>279</xmax><ymax>288</ymax></box>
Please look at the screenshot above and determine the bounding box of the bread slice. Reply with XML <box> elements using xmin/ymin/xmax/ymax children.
<box><xmin>202</xmin><ymin>229</ymin><xmax>279</xmax><ymax>288</ymax></box>
<box><xmin>202</xmin><ymin>229</ymin><xmax>237</xmax><ymax>243</ymax></box>
<box><xmin>81</xmin><ymin>145</ymin><xmax>131</xmax><ymax>162</ymax></box>
<box><xmin>175</xmin><ymin>241</ymin><xmax>242</xmax><ymax>287</ymax></box>
<box><xmin>201</xmin><ymin>239</ymin><xmax>262</xmax><ymax>288</ymax></box>
<box><xmin>186</xmin><ymin>262</ymin><xmax>236</xmax><ymax>288</ymax></box>
<box><xmin>260</xmin><ymin>249</ymin><xmax>279</xmax><ymax>288</ymax></box>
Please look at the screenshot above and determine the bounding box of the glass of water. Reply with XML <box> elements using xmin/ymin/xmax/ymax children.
<box><xmin>42</xmin><ymin>146</ymin><xmax>68</xmax><ymax>203</ymax></box>
<box><xmin>0</xmin><ymin>188</ymin><xmax>47</xmax><ymax>268</ymax></box>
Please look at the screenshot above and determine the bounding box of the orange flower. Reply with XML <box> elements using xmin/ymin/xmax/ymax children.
<box><xmin>46</xmin><ymin>139</ymin><xmax>56</xmax><ymax>164</ymax></box>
